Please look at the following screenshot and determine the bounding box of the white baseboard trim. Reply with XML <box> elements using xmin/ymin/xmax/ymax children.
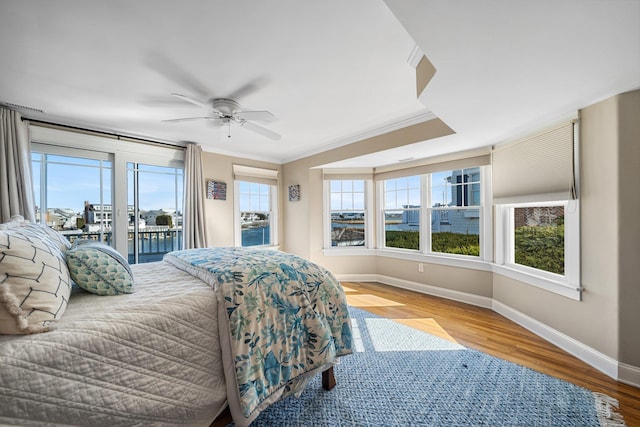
<box><xmin>334</xmin><ymin>274</ymin><xmax>378</xmax><ymax>283</ymax></box>
<box><xmin>492</xmin><ymin>300</ymin><xmax>620</xmax><ymax>379</ymax></box>
<box><xmin>335</xmin><ymin>273</ymin><xmax>492</xmax><ymax>309</ymax></box>
<box><xmin>377</xmin><ymin>275</ymin><xmax>494</xmax><ymax>309</ymax></box>
<box><xmin>336</xmin><ymin>273</ymin><xmax>640</xmax><ymax>384</ymax></box>
<box><xmin>619</xmin><ymin>363</ymin><xmax>640</xmax><ymax>389</ymax></box>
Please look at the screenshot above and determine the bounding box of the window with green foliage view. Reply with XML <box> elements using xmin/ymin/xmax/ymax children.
<box><xmin>430</xmin><ymin>168</ymin><xmax>481</xmax><ymax>256</ymax></box>
<box><xmin>380</xmin><ymin>167</ymin><xmax>483</xmax><ymax>257</ymax></box>
<box><xmin>383</xmin><ymin>176</ymin><xmax>421</xmax><ymax>250</ymax></box>
<box><xmin>513</xmin><ymin>206</ymin><xmax>564</xmax><ymax>275</ymax></box>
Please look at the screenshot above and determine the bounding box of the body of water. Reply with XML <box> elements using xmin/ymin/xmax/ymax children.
<box><xmin>242</xmin><ymin>225</ymin><xmax>270</xmax><ymax>247</ymax></box>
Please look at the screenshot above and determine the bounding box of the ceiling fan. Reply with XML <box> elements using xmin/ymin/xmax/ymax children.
<box><xmin>162</xmin><ymin>93</ymin><xmax>281</xmax><ymax>140</ymax></box>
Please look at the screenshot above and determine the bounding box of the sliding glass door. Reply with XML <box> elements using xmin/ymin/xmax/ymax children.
<box><xmin>32</xmin><ymin>149</ymin><xmax>113</xmax><ymax>246</ymax></box>
<box><xmin>31</xmin><ymin>129</ymin><xmax>185</xmax><ymax>264</ymax></box>
<box><xmin>127</xmin><ymin>163</ymin><xmax>183</xmax><ymax>263</ymax></box>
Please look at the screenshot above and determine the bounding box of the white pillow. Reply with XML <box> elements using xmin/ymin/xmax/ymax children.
<box><xmin>0</xmin><ymin>221</ymin><xmax>71</xmax><ymax>334</ymax></box>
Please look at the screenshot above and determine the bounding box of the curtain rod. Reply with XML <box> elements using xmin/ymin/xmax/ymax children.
<box><xmin>22</xmin><ymin>117</ymin><xmax>186</xmax><ymax>150</ymax></box>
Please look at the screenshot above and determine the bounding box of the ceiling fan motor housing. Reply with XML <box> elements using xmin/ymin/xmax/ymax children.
<box><xmin>211</xmin><ymin>98</ymin><xmax>240</xmax><ymax>116</ymax></box>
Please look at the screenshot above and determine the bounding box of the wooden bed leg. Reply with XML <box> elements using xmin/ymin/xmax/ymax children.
<box><xmin>322</xmin><ymin>366</ymin><xmax>336</xmax><ymax>390</ymax></box>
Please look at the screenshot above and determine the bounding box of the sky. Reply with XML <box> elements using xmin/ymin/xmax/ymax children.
<box><xmin>32</xmin><ymin>154</ymin><xmax>183</xmax><ymax>213</ymax></box>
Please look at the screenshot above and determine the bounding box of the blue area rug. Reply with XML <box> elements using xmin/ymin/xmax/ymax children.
<box><xmin>235</xmin><ymin>307</ymin><xmax>625</xmax><ymax>426</ymax></box>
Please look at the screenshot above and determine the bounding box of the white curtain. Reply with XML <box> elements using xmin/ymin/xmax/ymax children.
<box><xmin>182</xmin><ymin>143</ymin><xmax>208</xmax><ymax>249</ymax></box>
<box><xmin>0</xmin><ymin>108</ymin><xmax>36</xmax><ymax>223</ymax></box>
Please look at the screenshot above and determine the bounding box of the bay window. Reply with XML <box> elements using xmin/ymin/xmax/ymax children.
<box><xmin>495</xmin><ymin>200</ymin><xmax>580</xmax><ymax>299</ymax></box>
<box><xmin>492</xmin><ymin>120</ymin><xmax>581</xmax><ymax>300</ymax></box>
<box><xmin>382</xmin><ymin>176</ymin><xmax>421</xmax><ymax>250</ymax></box>
<box><xmin>378</xmin><ymin>167</ymin><xmax>485</xmax><ymax>258</ymax></box>
<box><xmin>430</xmin><ymin>168</ymin><xmax>481</xmax><ymax>256</ymax></box>
<box><xmin>328</xmin><ymin>179</ymin><xmax>367</xmax><ymax>247</ymax></box>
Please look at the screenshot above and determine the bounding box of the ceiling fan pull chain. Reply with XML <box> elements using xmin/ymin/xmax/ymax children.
<box><xmin>228</xmin><ymin>120</ymin><xmax>231</xmax><ymax>138</ymax></box>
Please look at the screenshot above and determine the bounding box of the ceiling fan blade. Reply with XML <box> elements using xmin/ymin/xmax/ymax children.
<box><xmin>171</xmin><ymin>93</ymin><xmax>211</xmax><ymax>110</ymax></box>
<box><xmin>226</xmin><ymin>77</ymin><xmax>268</xmax><ymax>100</ymax></box>
<box><xmin>239</xmin><ymin>120</ymin><xmax>281</xmax><ymax>140</ymax></box>
<box><xmin>139</xmin><ymin>95</ymin><xmax>196</xmax><ymax>107</ymax></box>
<box><xmin>161</xmin><ymin>116</ymin><xmax>211</xmax><ymax>123</ymax></box>
<box><xmin>145</xmin><ymin>52</ymin><xmax>211</xmax><ymax>98</ymax></box>
<box><xmin>207</xmin><ymin>117</ymin><xmax>224</xmax><ymax>126</ymax></box>
<box><xmin>235</xmin><ymin>110</ymin><xmax>276</xmax><ymax>122</ymax></box>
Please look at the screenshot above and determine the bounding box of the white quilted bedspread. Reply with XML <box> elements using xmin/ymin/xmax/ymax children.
<box><xmin>0</xmin><ymin>261</ymin><xmax>226</xmax><ymax>426</ymax></box>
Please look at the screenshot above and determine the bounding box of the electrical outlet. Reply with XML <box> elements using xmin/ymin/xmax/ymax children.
<box><xmin>418</xmin><ymin>263</ymin><xmax>424</xmax><ymax>273</ymax></box>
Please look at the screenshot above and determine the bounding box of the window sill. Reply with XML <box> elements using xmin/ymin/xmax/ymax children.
<box><xmin>239</xmin><ymin>245</ymin><xmax>281</xmax><ymax>251</ymax></box>
<box><xmin>320</xmin><ymin>247</ymin><xmax>581</xmax><ymax>301</ymax></box>
<box><xmin>376</xmin><ymin>248</ymin><xmax>492</xmax><ymax>272</ymax></box>
<box><xmin>322</xmin><ymin>247</ymin><xmax>376</xmax><ymax>256</ymax></box>
<box><xmin>492</xmin><ymin>264</ymin><xmax>581</xmax><ymax>301</ymax></box>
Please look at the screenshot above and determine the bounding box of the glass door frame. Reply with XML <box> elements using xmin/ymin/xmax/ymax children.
<box><xmin>30</xmin><ymin>126</ymin><xmax>185</xmax><ymax>261</ymax></box>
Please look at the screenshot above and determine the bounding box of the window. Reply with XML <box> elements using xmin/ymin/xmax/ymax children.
<box><xmin>382</xmin><ymin>176</ymin><xmax>421</xmax><ymax>250</ymax></box>
<box><xmin>492</xmin><ymin>120</ymin><xmax>580</xmax><ymax>299</ymax></box>
<box><xmin>237</xmin><ymin>181</ymin><xmax>276</xmax><ymax>247</ymax></box>
<box><xmin>233</xmin><ymin>165</ymin><xmax>278</xmax><ymax>248</ymax></box>
<box><xmin>513</xmin><ymin>205</ymin><xmax>565</xmax><ymax>274</ymax></box>
<box><xmin>379</xmin><ymin>168</ymin><xmax>484</xmax><ymax>257</ymax></box>
<box><xmin>430</xmin><ymin>168</ymin><xmax>481</xmax><ymax>256</ymax></box>
<box><xmin>496</xmin><ymin>200</ymin><xmax>580</xmax><ymax>299</ymax></box>
<box><xmin>329</xmin><ymin>180</ymin><xmax>366</xmax><ymax>247</ymax></box>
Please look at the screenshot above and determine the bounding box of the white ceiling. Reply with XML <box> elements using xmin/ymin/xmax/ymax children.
<box><xmin>1</xmin><ymin>1</ymin><xmax>638</xmax><ymax>168</ymax></box>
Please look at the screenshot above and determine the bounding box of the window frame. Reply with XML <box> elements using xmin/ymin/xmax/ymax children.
<box><xmin>234</xmin><ymin>179</ymin><xmax>279</xmax><ymax>248</ymax></box>
<box><xmin>378</xmin><ymin>175</ymin><xmax>423</xmax><ymax>252</ymax></box>
<box><xmin>375</xmin><ymin>166</ymin><xmax>492</xmax><ymax>264</ymax></box>
<box><xmin>31</xmin><ymin>145</ymin><xmax>114</xmax><ymax>244</ymax></box>
<box><xmin>30</xmin><ymin>126</ymin><xmax>184</xmax><ymax>260</ymax></box>
<box><xmin>494</xmin><ymin>199</ymin><xmax>581</xmax><ymax>300</ymax></box>
<box><xmin>323</xmin><ymin>178</ymin><xmax>374</xmax><ymax>253</ymax></box>
<box><xmin>428</xmin><ymin>167</ymin><xmax>484</xmax><ymax>258</ymax></box>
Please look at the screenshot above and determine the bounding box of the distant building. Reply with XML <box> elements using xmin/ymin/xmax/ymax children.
<box><xmin>432</xmin><ymin>168</ymin><xmax>481</xmax><ymax>235</ymax></box>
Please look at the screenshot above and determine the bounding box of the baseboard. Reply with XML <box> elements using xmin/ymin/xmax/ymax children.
<box><xmin>338</xmin><ymin>274</ymin><xmax>492</xmax><ymax>309</ymax></box>
<box><xmin>492</xmin><ymin>300</ymin><xmax>620</xmax><ymax>379</ymax></box>
<box><xmin>334</xmin><ymin>274</ymin><xmax>378</xmax><ymax>283</ymax></box>
<box><xmin>337</xmin><ymin>273</ymin><xmax>639</xmax><ymax>384</ymax></box>
<box><xmin>619</xmin><ymin>362</ymin><xmax>640</xmax><ymax>389</ymax></box>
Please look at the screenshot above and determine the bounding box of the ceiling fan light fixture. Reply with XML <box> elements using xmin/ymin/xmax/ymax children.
<box><xmin>165</xmin><ymin>93</ymin><xmax>281</xmax><ymax>141</ymax></box>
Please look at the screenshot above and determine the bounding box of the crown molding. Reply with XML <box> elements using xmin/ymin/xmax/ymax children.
<box><xmin>407</xmin><ymin>44</ymin><xmax>425</xmax><ymax>69</ymax></box>
<box><xmin>282</xmin><ymin>110</ymin><xmax>438</xmax><ymax>164</ymax></box>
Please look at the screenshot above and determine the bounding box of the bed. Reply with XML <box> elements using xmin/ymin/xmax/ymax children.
<box><xmin>0</xmin><ymin>218</ymin><xmax>353</xmax><ymax>427</ymax></box>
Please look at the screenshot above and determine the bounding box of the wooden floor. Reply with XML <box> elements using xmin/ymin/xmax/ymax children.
<box><xmin>342</xmin><ymin>281</ymin><xmax>640</xmax><ymax>426</ymax></box>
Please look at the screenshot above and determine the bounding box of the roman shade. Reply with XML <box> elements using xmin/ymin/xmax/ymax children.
<box><xmin>374</xmin><ymin>151</ymin><xmax>490</xmax><ymax>181</ymax></box>
<box><xmin>322</xmin><ymin>168</ymin><xmax>373</xmax><ymax>181</ymax></box>
<box><xmin>233</xmin><ymin>164</ymin><xmax>278</xmax><ymax>186</ymax></box>
<box><xmin>492</xmin><ymin>121</ymin><xmax>577</xmax><ymax>204</ymax></box>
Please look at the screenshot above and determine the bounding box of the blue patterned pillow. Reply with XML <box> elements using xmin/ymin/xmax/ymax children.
<box><xmin>66</xmin><ymin>241</ymin><xmax>133</xmax><ymax>295</ymax></box>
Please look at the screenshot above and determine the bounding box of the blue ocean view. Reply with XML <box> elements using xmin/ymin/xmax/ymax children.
<box><xmin>242</xmin><ymin>225</ymin><xmax>270</xmax><ymax>247</ymax></box>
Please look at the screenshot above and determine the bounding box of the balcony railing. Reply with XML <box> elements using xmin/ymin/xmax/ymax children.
<box><xmin>61</xmin><ymin>228</ymin><xmax>182</xmax><ymax>264</ymax></box>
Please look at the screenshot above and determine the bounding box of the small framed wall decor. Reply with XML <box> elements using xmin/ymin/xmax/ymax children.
<box><xmin>288</xmin><ymin>184</ymin><xmax>300</xmax><ymax>202</ymax></box>
<box><xmin>207</xmin><ymin>180</ymin><xmax>227</xmax><ymax>200</ymax></box>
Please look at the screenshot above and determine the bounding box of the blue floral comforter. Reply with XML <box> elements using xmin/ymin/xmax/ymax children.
<box><xmin>163</xmin><ymin>247</ymin><xmax>353</xmax><ymax>426</ymax></box>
